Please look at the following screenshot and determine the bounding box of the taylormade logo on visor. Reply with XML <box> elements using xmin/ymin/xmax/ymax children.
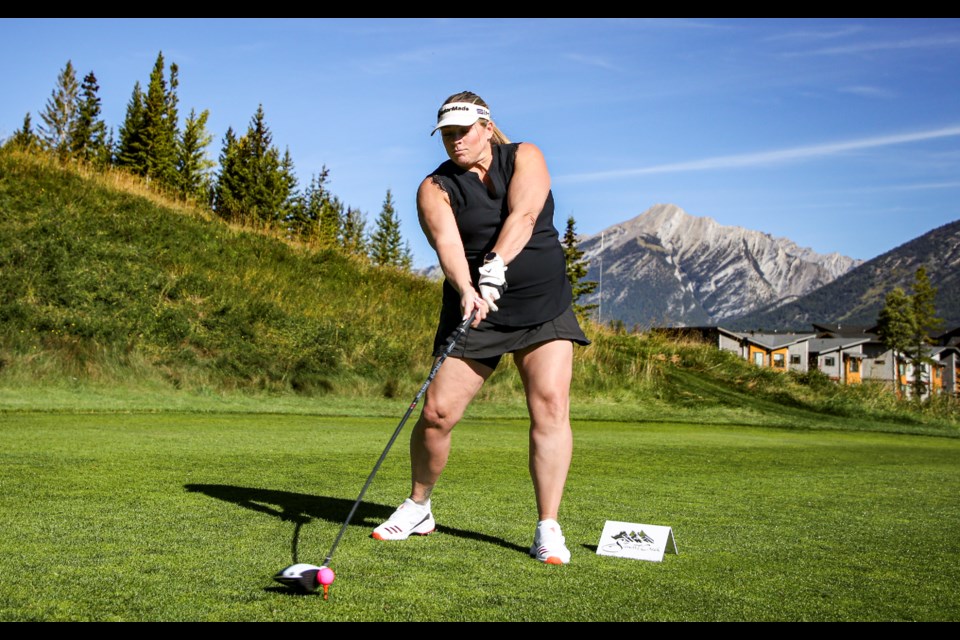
<box><xmin>431</xmin><ymin>102</ymin><xmax>491</xmax><ymax>134</ymax></box>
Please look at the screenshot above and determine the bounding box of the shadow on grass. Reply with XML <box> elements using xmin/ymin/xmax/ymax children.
<box><xmin>184</xmin><ymin>483</ymin><xmax>528</xmax><ymax>560</ymax></box>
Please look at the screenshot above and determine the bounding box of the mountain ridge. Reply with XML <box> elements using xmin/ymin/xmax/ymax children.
<box><xmin>729</xmin><ymin>217</ymin><xmax>960</xmax><ymax>330</ymax></box>
<box><xmin>578</xmin><ymin>204</ymin><xmax>862</xmax><ymax>327</ymax></box>
<box><xmin>418</xmin><ymin>203</ymin><xmax>956</xmax><ymax>332</ymax></box>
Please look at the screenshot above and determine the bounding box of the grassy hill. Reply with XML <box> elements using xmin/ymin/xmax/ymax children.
<box><xmin>0</xmin><ymin>149</ymin><xmax>440</xmax><ymax>397</ymax></box>
<box><xmin>1</xmin><ymin>148</ymin><xmax>957</xmax><ymax>432</ymax></box>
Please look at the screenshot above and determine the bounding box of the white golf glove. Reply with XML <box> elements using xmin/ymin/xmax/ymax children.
<box><xmin>478</xmin><ymin>253</ymin><xmax>507</xmax><ymax>312</ymax></box>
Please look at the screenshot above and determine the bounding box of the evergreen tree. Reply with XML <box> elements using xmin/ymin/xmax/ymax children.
<box><xmin>239</xmin><ymin>105</ymin><xmax>285</xmax><ymax>225</ymax></box>
<box><xmin>70</xmin><ymin>71</ymin><xmax>108</xmax><ymax>166</ymax></box>
<box><xmin>5</xmin><ymin>113</ymin><xmax>40</xmax><ymax>152</ymax></box>
<box><xmin>290</xmin><ymin>167</ymin><xmax>343</xmax><ymax>244</ymax></box>
<box><xmin>368</xmin><ymin>189</ymin><xmax>408</xmax><ymax>268</ymax></box>
<box><xmin>103</xmin><ymin>127</ymin><xmax>116</xmax><ymax>166</ymax></box>
<box><xmin>877</xmin><ymin>286</ymin><xmax>913</xmax><ymax>398</ymax></box>
<box><xmin>116</xmin><ymin>82</ymin><xmax>146</xmax><ymax>172</ymax></box>
<box><xmin>876</xmin><ymin>267</ymin><xmax>945</xmax><ymax>399</ymax></box>
<box><xmin>140</xmin><ymin>52</ymin><xmax>179</xmax><ymax>187</ymax></box>
<box><xmin>278</xmin><ymin>148</ymin><xmax>300</xmax><ymax>226</ymax></box>
<box><xmin>38</xmin><ymin>60</ymin><xmax>79</xmax><ymax>159</ymax></box>
<box><xmin>562</xmin><ymin>216</ymin><xmax>598</xmax><ymax>321</ymax></box>
<box><xmin>318</xmin><ymin>190</ymin><xmax>343</xmax><ymax>246</ymax></box>
<box><xmin>400</xmin><ymin>239</ymin><xmax>414</xmax><ymax>270</ymax></box>
<box><xmin>176</xmin><ymin>108</ymin><xmax>215</xmax><ymax>202</ymax></box>
<box><xmin>287</xmin><ymin>169</ymin><xmax>323</xmax><ymax>239</ymax></box>
<box><xmin>212</xmin><ymin>127</ymin><xmax>247</xmax><ymax>223</ymax></box>
<box><xmin>341</xmin><ymin>206</ymin><xmax>368</xmax><ymax>257</ymax></box>
<box><xmin>212</xmin><ymin>107</ymin><xmax>294</xmax><ymax>227</ymax></box>
<box><xmin>116</xmin><ymin>52</ymin><xmax>180</xmax><ymax>188</ymax></box>
<box><xmin>908</xmin><ymin>266</ymin><xmax>944</xmax><ymax>399</ymax></box>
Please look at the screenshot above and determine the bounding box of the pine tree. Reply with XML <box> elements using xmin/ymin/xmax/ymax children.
<box><xmin>318</xmin><ymin>190</ymin><xmax>343</xmax><ymax>246</ymax></box>
<box><xmin>70</xmin><ymin>71</ymin><xmax>108</xmax><ymax>166</ymax></box>
<box><xmin>140</xmin><ymin>52</ymin><xmax>179</xmax><ymax>187</ymax></box>
<box><xmin>400</xmin><ymin>239</ymin><xmax>414</xmax><ymax>270</ymax></box>
<box><xmin>5</xmin><ymin>113</ymin><xmax>40</xmax><ymax>152</ymax></box>
<box><xmin>212</xmin><ymin>127</ymin><xmax>247</xmax><ymax>223</ymax></box>
<box><xmin>291</xmin><ymin>167</ymin><xmax>346</xmax><ymax>244</ymax></box>
<box><xmin>116</xmin><ymin>82</ymin><xmax>146</xmax><ymax>172</ymax></box>
<box><xmin>103</xmin><ymin>128</ymin><xmax>116</xmax><ymax>166</ymax></box>
<box><xmin>176</xmin><ymin>108</ymin><xmax>215</xmax><ymax>202</ymax></box>
<box><xmin>38</xmin><ymin>60</ymin><xmax>79</xmax><ymax>159</ymax></box>
<box><xmin>288</xmin><ymin>169</ymin><xmax>323</xmax><ymax>239</ymax></box>
<box><xmin>212</xmin><ymin>107</ymin><xmax>295</xmax><ymax>227</ymax></box>
<box><xmin>116</xmin><ymin>52</ymin><xmax>180</xmax><ymax>188</ymax></box>
<box><xmin>369</xmin><ymin>189</ymin><xmax>407</xmax><ymax>268</ymax></box>
<box><xmin>247</xmin><ymin>106</ymin><xmax>287</xmax><ymax>225</ymax></box>
<box><xmin>278</xmin><ymin>148</ymin><xmax>300</xmax><ymax>226</ymax></box>
<box><xmin>877</xmin><ymin>286</ymin><xmax>913</xmax><ymax>398</ymax></box>
<box><xmin>562</xmin><ymin>216</ymin><xmax>598</xmax><ymax>321</ymax></box>
<box><xmin>876</xmin><ymin>267</ymin><xmax>945</xmax><ymax>400</ymax></box>
<box><xmin>245</xmin><ymin>105</ymin><xmax>275</xmax><ymax>222</ymax></box>
<box><xmin>908</xmin><ymin>266</ymin><xmax>944</xmax><ymax>399</ymax></box>
<box><xmin>341</xmin><ymin>206</ymin><xmax>368</xmax><ymax>257</ymax></box>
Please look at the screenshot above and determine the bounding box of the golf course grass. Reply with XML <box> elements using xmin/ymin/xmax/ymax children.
<box><xmin>2</xmin><ymin>400</ymin><xmax>958</xmax><ymax>621</ymax></box>
<box><xmin>4</xmin><ymin>133</ymin><xmax>959</xmax><ymax>622</ymax></box>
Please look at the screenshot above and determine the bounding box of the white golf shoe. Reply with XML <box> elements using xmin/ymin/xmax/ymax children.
<box><xmin>530</xmin><ymin>518</ymin><xmax>571</xmax><ymax>565</ymax></box>
<box><xmin>372</xmin><ymin>498</ymin><xmax>436</xmax><ymax>541</ymax></box>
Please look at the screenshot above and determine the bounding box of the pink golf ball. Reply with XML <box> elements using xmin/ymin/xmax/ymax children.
<box><xmin>318</xmin><ymin>567</ymin><xmax>335</xmax><ymax>586</ymax></box>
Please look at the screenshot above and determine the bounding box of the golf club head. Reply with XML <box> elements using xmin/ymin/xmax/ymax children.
<box><xmin>273</xmin><ymin>563</ymin><xmax>322</xmax><ymax>593</ymax></box>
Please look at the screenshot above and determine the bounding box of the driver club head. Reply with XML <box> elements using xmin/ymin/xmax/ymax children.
<box><xmin>273</xmin><ymin>563</ymin><xmax>322</xmax><ymax>593</ymax></box>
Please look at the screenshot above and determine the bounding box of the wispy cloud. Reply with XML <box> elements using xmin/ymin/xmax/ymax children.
<box><xmin>765</xmin><ymin>25</ymin><xmax>865</xmax><ymax>42</ymax></box>
<box><xmin>557</xmin><ymin>125</ymin><xmax>960</xmax><ymax>183</ymax></box>
<box><xmin>628</xmin><ymin>18</ymin><xmax>731</xmax><ymax>30</ymax></box>
<box><xmin>838</xmin><ymin>85</ymin><xmax>897</xmax><ymax>99</ymax></box>
<box><xmin>785</xmin><ymin>34</ymin><xmax>960</xmax><ymax>57</ymax></box>
<box><xmin>355</xmin><ymin>43</ymin><xmax>472</xmax><ymax>74</ymax></box>
<box><xmin>854</xmin><ymin>180</ymin><xmax>960</xmax><ymax>192</ymax></box>
<box><xmin>563</xmin><ymin>52</ymin><xmax>619</xmax><ymax>71</ymax></box>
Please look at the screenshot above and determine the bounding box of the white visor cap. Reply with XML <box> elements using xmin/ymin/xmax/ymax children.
<box><xmin>431</xmin><ymin>102</ymin><xmax>491</xmax><ymax>135</ymax></box>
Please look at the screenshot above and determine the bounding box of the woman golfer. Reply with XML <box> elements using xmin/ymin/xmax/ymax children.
<box><xmin>372</xmin><ymin>91</ymin><xmax>589</xmax><ymax>564</ymax></box>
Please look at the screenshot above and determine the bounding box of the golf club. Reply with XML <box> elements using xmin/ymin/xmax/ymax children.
<box><xmin>274</xmin><ymin>308</ymin><xmax>478</xmax><ymax>595</ymax></box>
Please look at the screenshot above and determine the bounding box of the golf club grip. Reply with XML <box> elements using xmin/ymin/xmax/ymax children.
<box><xmin>323</xmin><ymin>308</ymin><xmax>478</xmax><ymax>566</ymax></box>
<box><xmin>440</xmin><ymin>308</ymin><xmax>478</xmax><ymax>356</ymax></box>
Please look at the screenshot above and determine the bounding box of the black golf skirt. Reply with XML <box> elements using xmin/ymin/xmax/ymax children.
<box><xmin>431</xmin><ymin>305</ymin><xmax>591</xmax><ymax>371</ymax></box>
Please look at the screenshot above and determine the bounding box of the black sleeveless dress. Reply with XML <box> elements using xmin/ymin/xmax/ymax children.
<box><xmin>428</xmin><ymin>143</ymin><xmax>589</xmax><ymax>366</ymax></box>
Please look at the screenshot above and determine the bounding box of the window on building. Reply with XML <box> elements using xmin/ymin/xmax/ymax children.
<box><xmin>849</xmin><ymin>359</ymin><xmax>860</xmax><ymax>373</ymax></box>
<box><xmin>824</xmin><ymin>357</ymin><xmax>836</xmax><ymax>367</ymax></box>
<box><xmin>773</xmin><ymin>353</ymin><xmax>785</xmax><ymax>368</ymax></box>
<box><xmin>790</xmin><ymin>355</ymin><xmax>801</xmax><ymax>365</ymax></box>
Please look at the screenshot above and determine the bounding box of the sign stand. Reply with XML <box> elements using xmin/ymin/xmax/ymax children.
<box><xmin>596</xmin><ymin>520</ymin><xmax>678</xmax><ymax>562</ymax></box>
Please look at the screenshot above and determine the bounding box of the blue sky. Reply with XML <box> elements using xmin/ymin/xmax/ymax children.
<box><xmin>2</xmin><ymin>18</ymin><xmax>959</xmax><ymax>269</ymax></box>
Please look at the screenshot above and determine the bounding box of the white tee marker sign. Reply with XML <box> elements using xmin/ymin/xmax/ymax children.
<box><xmin>596</xmin><ymin>520</ymin><xmax>678</xmax><ymax>562</ymax></box>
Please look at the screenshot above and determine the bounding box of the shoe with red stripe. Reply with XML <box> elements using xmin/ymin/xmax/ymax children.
<box><xmin>372</xmin><ymin>498</ymin><xmax>435</xmax><ymax>541</ymax></box>
<box><xmin>530</xmin><ymin>518</ymin><xmax>571</xmax><ymax>565</ymax></box>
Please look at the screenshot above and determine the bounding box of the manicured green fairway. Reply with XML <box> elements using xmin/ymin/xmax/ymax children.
<box><xmin>1</xmin><ymin>410</ymin><xmax>958</xmax><ymax>621</ymax></box>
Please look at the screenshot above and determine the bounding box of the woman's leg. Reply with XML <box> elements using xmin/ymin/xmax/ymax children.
<box><xmin>409</xmin><ymin>356</ymin><xmax>493</xmax><ymax>503</ymax></box>
<box><xmin>513</xmin><ymin>339</ymin><xmax>574</xmax><ymax>521</ymax></box>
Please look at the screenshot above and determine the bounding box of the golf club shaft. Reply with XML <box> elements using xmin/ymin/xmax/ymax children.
<box><xmin>323</xmin><ymin>309</ymin><xmax>478</xmax><ymax>566</ymax></box>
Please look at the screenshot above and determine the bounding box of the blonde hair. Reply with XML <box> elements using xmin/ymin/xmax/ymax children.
<box><xmin>442</xmin><ymin>91</ymin><xmax>511</xmax><ymax>145</ymax></box>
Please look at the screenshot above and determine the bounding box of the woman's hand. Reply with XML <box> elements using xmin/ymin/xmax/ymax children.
<box><xmin>461</xmin><ymin>287</ymin><xmax>488</xmax><ymax>327</ymax></box>
<box><xmin>477</xmin><ymin>254</ymin><xmax>507</xmax><ymax>312</ymax></box>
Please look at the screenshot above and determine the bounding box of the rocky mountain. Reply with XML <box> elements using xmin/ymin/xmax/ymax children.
<box><xmin>729</xmin><ymin>217</ymin><xmax>960</xmax><ymax>331</ymax></box>
<box><xmin>579</xmin><ymin>204</ymin><xmax>862</xmax><ymax>328</ymax></box>
<box><xmin>417</xmin><ymin>264</ymin><xmax>444</xmax><ymax>281</ymax></box>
